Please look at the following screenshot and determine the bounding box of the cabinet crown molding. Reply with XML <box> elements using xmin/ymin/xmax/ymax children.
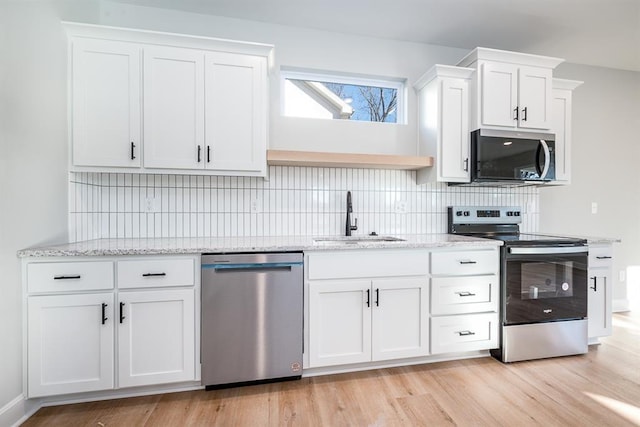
<box><xmin>457</xmin><ymin>47</ymin><xmax>564</xmax><ymax>69</ymax></box>
<box><xmin>414</xmin><ymin>65</ymin><xmax>475</xmax><ymax>91</ymax></box>
<box><xmin>553</xmin><ymin>78</ymin><xmax>584</xmax><ymax>91</ymax></box>
<box><xmin>62</xmin><ymin>21</ymin><xmax>274</xmax><ymax>59</ymax></box>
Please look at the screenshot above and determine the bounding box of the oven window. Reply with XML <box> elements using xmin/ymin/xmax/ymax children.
<box><xmin>520</xmin><ymin>261</ymin><xmax>574</xmax><ymax>300</ymax></box>
<box><xmin>504</xmin><ymin>251</ymin><xmax>588</xmax><ymax>325</ymax></box>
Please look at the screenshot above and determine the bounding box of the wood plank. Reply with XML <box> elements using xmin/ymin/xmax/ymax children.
<box><xmin>22</xmin><ymin>312</ymin><xmax>640</xmax><ymax>426</ymax></box>
<box><xmin>266</xmin><ymin>149</ymin><xmax>434</xmax><ymax>170</ymax></box>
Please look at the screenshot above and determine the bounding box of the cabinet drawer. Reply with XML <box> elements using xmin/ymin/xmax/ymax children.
<box><xmin>27</xmin><ymin>261</ymin><xmax>114</xmax><ymax>293</ymax></box>
<box><xmin>589</xmin><ymin>245</ymin><xmax>613</xmax><ymax>268</ymax></box>
<box><xmin>430</xmin><ymin>249</ymin><xmax>498</xmax><ymax>275</ymax></box>
<box><xmin>307</xmin><ymin>250</ymin><xmax>429</xmax><ymax>280</ymax></box>
<box><xmin>117</xmin><ymin>258</ymin><xmax>195</xmax><ymax>289</ymax></box>
<box><xmin>431</xmin><ymin>313</ymin><xmax>499</xmax><ymax>354</ymax></box>
<box><xmin>431</xmin><ymin>275</ymin><xmax>498</xmax><ymax>315</ymax></box>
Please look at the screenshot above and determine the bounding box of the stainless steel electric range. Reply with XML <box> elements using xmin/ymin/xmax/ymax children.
<box><xmin>448</xmin><ymin>206</ymin><xmax>589</xmax><ymax>362</ymax></box>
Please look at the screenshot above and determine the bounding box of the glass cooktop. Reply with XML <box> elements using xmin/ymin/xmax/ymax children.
<box><xmin>482</xmin><ymin>233</ymin><xmax>586</xmax><ymax>246</ymax></box>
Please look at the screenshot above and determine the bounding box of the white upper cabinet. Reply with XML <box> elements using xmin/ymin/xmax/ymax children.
<box><xmin>415</xmin><ymin>65</ymin><xmax>474</xmax><ymax>184</ymax></box>
<box><xmin>205</xmin><ymin>52</ymin><xmax>267</xmax><ymax>173</ymax></box>
<box><xmin>550</xmin><ymin>78</ymin><xmax>583</xmax><ymax>184</ymax></box>
<box><xmin>66</xmin><ymin>23</ymin><xmax>272</xmax><ymax>177</ymax></box>
<box><xmin>143</xmin><ymin>46</ymin><xmax>205</xmax><ymax>169</ymax></box>
<box><xmin>458</xmin><ymin>48</ymin><xmax>563</xmax><ymax>132</ymax></box>
<box><xmin>71</xmin><ymin>38</ymin><xmax>141</xmax><ymax>168</ymax></box>
<box><xmin>517</xmin><ymin>66</ymin><xmax>553</xmax><ymax>129</ymax></box>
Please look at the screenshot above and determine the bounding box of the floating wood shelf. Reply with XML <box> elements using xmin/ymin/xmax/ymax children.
<box><xmin>267</xmin><ymin>150</ymin><xmax>433</xmax><ymax>170</ymax></box>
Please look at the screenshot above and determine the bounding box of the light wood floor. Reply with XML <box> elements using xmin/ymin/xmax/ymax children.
<box><xmin>23</xmin><ymin>312</ymin><xmax>640</xmax><ymax>426</ymax></box>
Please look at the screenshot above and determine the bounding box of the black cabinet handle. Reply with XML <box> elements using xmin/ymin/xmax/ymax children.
<box><xmin>119</xmin><ymin>302</ymin><xmax>126</xmax><ymax>323</ymax></box>
<box><xmin>457</xmin><ymin>330</ymin><xmax>475</xmax><ymax>336</ymax></box>
<box><xmin>375</xmin><ymin>288</ymin><xmax>380</xmax><ymax>307</ymax></box>
<box><xmin>207</xmin><ymin>146</ymin><xmax>211</xmax><ymax>163</ymax></box>
<box><xmin>459</xmin><ymin>260</ymin><xmax>477</xmax><ymax>265</ymax></box>
<box><xmin>596</xmin><ymin>256</ymin><xmax>612</xmax><ymax>260</ymax></box>
<box><xmin>131</xmin><ymin>141</ymin><xmax>136</xmax><ymax>160</ymax></box>
<box><xmin>456</xmin><ymin>291</ymin><xmax>476</xmax><ymax>297</ymax></box>
<box><xmin>522</xmin><ymin>107</ymin><xmax>528</xmax><ymax>121</ymax></box>
<box><xmin>513</xmin><ymin>107</ymin><xmax>519</xmax><ymax>121</ymax></box>
<box><xmin>366</xmin><ymin>289</ymin><xmax>370</xmax><ymax>308</ymax></box>
<box><xmin>54</xmin><ymin>275</ymin><xmax>81</xmax><ymax>280</ymax></box>
<box><xmin>101</xmin><ymin>303</ymin><xmax>108</xmax><ymax>325</ymax></box>
<box><xmin>197</xmin><ymin>145</ymin><xmax>202</xmax><ymax>163</ymax></box>
<box><xmin>142</xmin><ymin>272</ymin><xmax>166</xmax><ymax>277</ymax></box>
<box><xmin>590</xmin><ymin>276</ymin><xmax>598</xmax><ymax>292</ymax></box>
<box><xmin>463</xmin><ymin>158</ymin><xmax>469</xmax><ymax>172</ymax></box>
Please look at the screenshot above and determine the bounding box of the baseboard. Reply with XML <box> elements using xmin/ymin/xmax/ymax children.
<box><xmin>0</xmin><ymin>394</ymin><xmax>40</xmax><ymax>427</ymax></box>
<box><xmin>613</xmin><ymin>298</ymin><xmax>630</xmax><ymax>312</ymax></box>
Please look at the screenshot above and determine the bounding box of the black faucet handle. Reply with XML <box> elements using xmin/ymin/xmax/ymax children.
<box><xmin>351</xmin><ymin>218</ymin><xmax>358</xmax><ymax>231</ymax></box>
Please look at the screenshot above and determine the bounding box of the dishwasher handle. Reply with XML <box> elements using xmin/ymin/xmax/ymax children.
<box><xmin>203</xmin><ymin>262</ymin><xmax>303</xmax><ymax>273</ymax></box>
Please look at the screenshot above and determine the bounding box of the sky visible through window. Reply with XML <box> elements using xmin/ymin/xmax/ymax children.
<box><xmin>324</xmin><ymin>82</ymin><xmax>398</xmax><ymax>123</ymax></box>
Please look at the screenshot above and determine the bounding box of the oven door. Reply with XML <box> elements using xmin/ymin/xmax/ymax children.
<box><xmin>503</xmin><ymin>245</ymin><xmax>588</xmax><ymax>325</ymax></box>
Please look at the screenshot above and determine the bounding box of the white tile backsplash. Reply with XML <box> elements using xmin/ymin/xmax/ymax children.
<box><xmin>68</xmin><ymin>168</ymin><xmax>540</xmax><ymax>242</ymax></box>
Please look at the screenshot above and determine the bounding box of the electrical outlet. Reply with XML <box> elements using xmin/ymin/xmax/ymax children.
<box><xmin>144</xmin><ymin>197</ymin><xmax>160</xmax><ymax>213</ymax></box>
<box><xmin>395</xmin><ymin>200</ymin><xmax>408</xmax><ymax>214</ymax></box>
<box><xmin>591</xmin><ymin>202</ymin><xmax>598</xmax><ymax>214</ymax></box>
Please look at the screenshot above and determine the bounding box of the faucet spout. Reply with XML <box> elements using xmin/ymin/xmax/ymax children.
<box><xmin>345</xmin><ymin>191</ymin><xmax>358</xmax><ymax>236</ymax></box>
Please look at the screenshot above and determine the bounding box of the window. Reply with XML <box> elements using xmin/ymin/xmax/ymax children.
<box><xmin>281</xmin><ymin>70</ymin><xmax>406</xmax><ymax>124</ymax></box>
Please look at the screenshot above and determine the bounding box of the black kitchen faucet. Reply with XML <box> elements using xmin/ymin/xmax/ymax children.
<box><xmin>345</xmin><ymin>191</ymin><xmax>358</xmax><ymax>236</ymax></box>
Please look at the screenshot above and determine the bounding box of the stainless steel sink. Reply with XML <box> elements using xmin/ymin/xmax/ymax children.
<box><xmin>313</xmin><ymin>236</ymin><xmax>406</xmax><ymax>244</ymax></box>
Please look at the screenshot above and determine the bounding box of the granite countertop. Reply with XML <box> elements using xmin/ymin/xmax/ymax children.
<box><xmin>17</xmin><ymin>234</ymin><xmax>503</xmax><ymax>258</ymax></box>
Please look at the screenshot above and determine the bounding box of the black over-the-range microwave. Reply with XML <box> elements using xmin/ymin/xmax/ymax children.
<box><xmin>469</xmin><ymin>129</ymin><xmax>556</xmax><ymax>184</ymax></box>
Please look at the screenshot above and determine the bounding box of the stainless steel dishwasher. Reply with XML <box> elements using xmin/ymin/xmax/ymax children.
<box><xmin>201</xmin><ymin>252</ymin><xmax>303</xmax><ymax>388</ymax></box>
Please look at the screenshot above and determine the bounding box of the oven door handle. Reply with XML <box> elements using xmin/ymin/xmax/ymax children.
<box><xmin>508</xmin><ymin>246</ymin><xmax>588</xmax><ymax>255</ymax></box>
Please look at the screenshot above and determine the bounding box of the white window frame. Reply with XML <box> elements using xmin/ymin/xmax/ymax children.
<box><xmin>280</xmin><ymin>69</ymin><xmax>407</xmax><ymax>124</ymax></box>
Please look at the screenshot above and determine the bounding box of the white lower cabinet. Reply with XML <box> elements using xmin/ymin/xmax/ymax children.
<box><xmin>25</xmin><ymin>255</ymin><xmax>199</xmax><ymax>398</ymax></box>
<box><xmin>429</xmin><ymin>247</ymin><xmax>500</xmax><ymax>355</ymax></box>
<box><xmin>27</xmin><ymin>293</ymin><xmax>115</xmax><ymax>397</ymax></box>
<box><xmin>118</xmin><ymin>289</ymin><xmax>196</xmax><ymax>388</ymax></box>
<box><xmin>431</xmin><ymin>313</ymin><xmax>499</xmax><ymax>354</ymax></box>
<box><xmin>306</xmin><ymin>250</ymin><xmax>429</xmax><ymax>368</ymax></box>
<box><xmin>588</xmin><ymin>244</ymin><xmax>614</xmax><ymax>340</ymax></box>
<box><xmin>309</xmin><ymin>279</ymin><xmax>372</xmax><ymax>367</ymax></box>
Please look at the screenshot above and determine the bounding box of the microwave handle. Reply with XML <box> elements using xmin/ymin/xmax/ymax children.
<box><xmin>539</xmin><ymin>139</ymin><xmax>551</xmax><ymax>179</ymax></box>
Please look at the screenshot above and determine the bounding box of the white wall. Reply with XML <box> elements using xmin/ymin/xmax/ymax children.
<box><xmin>97</xmin><ymin>1</ymin><xmax>469</xmax><ymax>156</ymax></box>
<box><xmin>540</xmin><ymin>63</ymin><xmax>640</xmax><ymax>310</ymax></box>
<box><xmin>0</xmin><ymin>0</ymin><xmax>99</xmax><ymax>419</ymax></box>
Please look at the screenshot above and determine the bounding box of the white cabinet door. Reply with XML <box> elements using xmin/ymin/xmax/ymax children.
<box><xmin>118</xmin><ymin>289</ymin><xmax>196</xmax><ymax>387</ymax></box>
<box><xmin>588</xmin><ymin>268</ymin><xmax>612</xmax><ymax>339</ymax></box>
<box><xmin>72</xmin><ymin>38</ymin><xmax>141</xmax><ymax>168</ymax></box>
<box><xmin>517</xmin><ymin>66</ymin><xmax>553</xmax><ymax>130</ymax></box>
<box><xmin>28</xmin><ymin>293</ymin><xmax>114</xmax><ymax>397</ymax></box>
<box><xmin>143</xmin><ymin>46</ymin><xmax>205</xmax><ymax>169</ymax></box>
<box><xmin>588</xmin><ymin>245</ymin><xmax>613</xmax><ymax>340</ymax></box>
<box><xmin>308</xmin><ymin>280</ymin><xmax>372</xmax><ymax>368</ymax></box>
<box><xmin>552</xmin><ymin>88</ymin><xmax>572</xmax><ymax>182</ymax></box>
<box><xmin>440</xmin><ymin>78</ymin><xmax>470</xmax><ymax>182</ymax></box>
<box><xmin>480</xmin><ymin>62</ymin><xmax>552</xmax><ymax>130</ymax></box>
<box><xmin>204</xmin><ymin>52</ymin><xmax>267</xmax><ymax>173</ymax></box>
<box><xmin>480</xmin><ymin>62</ymin><xmax>518</xmax><ymax>128</ymax></box>
<box><xmin>371</xmin><ymin>277</ymin><xmax>429</xmax><ymax>361</ymax></box>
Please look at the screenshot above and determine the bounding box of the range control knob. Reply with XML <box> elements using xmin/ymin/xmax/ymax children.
<box><xmin>507</xmin><ymin>211</ymin><xmax>513</xmax><ymax>217</ymax></box>
<box><xmin>463</xmin><ymin>211</ymin><xmax>470</xmax><ymax>217</ymax></box>
<box><xmin>515</xmin><ymin>211</ymin><xmax>521</xmax><ymax>217</ymax></box>
<box><xmin>456</xmin><ymin>211</ymin><xmax>463</xmax><ymax>216</ymax></box>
